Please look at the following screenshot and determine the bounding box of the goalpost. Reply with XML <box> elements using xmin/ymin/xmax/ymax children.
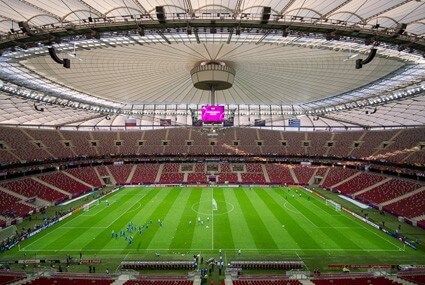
<box><xmin>83</xmin><ymin>199</ymin><xmax>100</xmax><ymax>211</ymax></box>
<box><xmin>325</xmin><ymin>199</ymin><xmax>341</xmax><ymax>211</ymax></box>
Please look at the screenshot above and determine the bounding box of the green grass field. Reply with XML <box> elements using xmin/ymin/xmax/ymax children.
<box><xmin>3</xmin><ymin>186</ymin><xmax>425</xmax><ymax>272</ymax></box>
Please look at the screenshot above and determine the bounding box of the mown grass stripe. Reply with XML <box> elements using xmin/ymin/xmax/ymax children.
<box><xmin>148</xmin><ymin>188</ymin><xmax>193</xmax><ymax>249</ymax></box>
<box><xmin>259</xmin><ymin>188</ymin><xmax>323</xmax><ymax>251</ymax></box>
<box><xmin>212</xmin><ymin>188</ymin><xmax>235</xmax><ymax>250</ymax></box>
<box><xmin>191</xmin><ymin>188</ymin><xmax>213</xmax><ymax>250</ymax></box>
<box><xmin>81</xmin><ymin>188</ymin><xmax>160</xmax><ymax>253</ymax></box>
<box><xmin>169</xmin><ymin>188</ymin><xmax>203</xmax><ymax>250</ymax></box>
<box><xmin>223</xmin><ymin>189</ymin><xmax>257</xmax><ymax>249</ymax></box>
<box><xmin>233</xmin><ymin>188</ymin><xmax>279</xmax><ymax>250</ymax></box>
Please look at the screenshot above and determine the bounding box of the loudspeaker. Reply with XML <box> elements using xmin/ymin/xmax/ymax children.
<box><xmin>355</xmin><ymin>58</ymin><xmax>363</xmax><ymax>69</ymax></box>
<box><xmin>48</xmin><ymin>47</ymin><xmax>64</xmax><ymax>64</ymax></box>
<box><xmin>156</xmin><ymin>6</ymin><xmax>166</xmax><ymax>24</ymax></box>
<box><xmin>18</xmin><ymin>21</ymin><xmax>33</xmax><ymax>35</ymax></box>
<box><xmin>261</xmin><ymin>7</ymin><xmax>271</xmax><ymax>24</ymax></box>
<box><xmin>63</xmin><ymin>58</ymin><xmax>71</xmax><ymax>68</ymax></box>
<box><xmin>362</xmin><ymin>48</ymin><xmax>377</xmax><ymax>65</ymax></box>
<box><xmin>88</xmin><ymin>17</ymin><xmax>93</xmax><ymax>23</ymax></box>
<box><xmin>397</xmin><ymin>23</ymin><xmax>407</xmax><ymax>35</ymax></box>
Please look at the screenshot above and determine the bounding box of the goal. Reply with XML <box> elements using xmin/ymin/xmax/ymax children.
<box><xmin>83</xmin><ymin>199</ymin><xmax>100</xmax><ymax>211</ymax></box>
<box><xmin>325</xmin><ymin>199</ymin><xmax>341</xmax><ymax>211</ymax></box>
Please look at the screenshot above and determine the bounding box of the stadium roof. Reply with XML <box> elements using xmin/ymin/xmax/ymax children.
<box><xmin>0</xmin><ymin>0</ymin><xmax>424</xmax><ymax>130</ymax></box>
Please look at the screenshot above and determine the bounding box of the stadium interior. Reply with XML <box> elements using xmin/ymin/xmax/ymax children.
<box><xmin>0</xmin><ymin>0</ymin><xmax>425</xmax><ymax>284</ymax></box>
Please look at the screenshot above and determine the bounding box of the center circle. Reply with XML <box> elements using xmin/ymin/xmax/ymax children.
<box><xmin>191</xmin><ymin>200</ymin><xmax>234</xmax><ymax>215</ymax></box>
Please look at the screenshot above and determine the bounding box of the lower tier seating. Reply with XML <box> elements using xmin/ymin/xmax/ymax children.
<box><xmin>311</xmin><ymin>277</ymin><xmax>402</xmax><ymax>285</ymax></box>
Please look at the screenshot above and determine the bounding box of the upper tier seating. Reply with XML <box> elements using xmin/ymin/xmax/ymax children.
<box><xmin>25</xmin><ymin>128</ymin><xmax>75</xmax><ymax>160</ymax></box>
<box><xmin>60</xmin><ymin>130</ymin><xmax>97</xmax><ymax>157</ymax></box>
<box><xmin>168</xmin><ymin>128</ymin><xmax>190</xmax><ymax>146</ymax></box>
<box><xmin>306</xmin><ymin>132</ymin><xmax>332</xmax><ymax>157</ymax></box>
<box><xmin>350</xmin><ymin>130</ymin><xmax>399</xmax><ymax>159</ymax></box>
<box><xmin>1</xmin><ymin>127</ymin><xmax>425</xmax><ymax>164</ymax></box>
<box><xmin>283</xmin><ymin>132</ymin><xmax>305</xmax><ymax>156</ymax></box>
<box><xmin>143</xmin><ymin>129</ymin><xmax>167</xmax><ymax>145</ymax></box>
<box><xmin>374</xmin><ymin>128</ymin><xmax>425</xmax><ymax>164</ymax></box>
<box><xmin>0</xmin><ymin>127</ymin><xmax>51</xmax><ymax>163</ymax></box>
<box><xmin>2</xmin><ymin>178</ymin><xmax>67</xmax><ymax>202</ymax></box>
<box><xmin>331</xmin><ymin>131</ymin><xmax>364</xmax><ymax>158</ymax></box>
<box><xmin>259</xmin><ymin>129</ymin><xmax>284</xmax><ymax>155</ymax></box>
<box><xmin>90</xmin><ymin>131</ymin><xmax>118</xmax><ymax>155</ymax></box>
<box><xmin>117</xmin><ymin>131</ymin><xmax>141</xmax><ymax>155</ymax></box>
<box><xmin>235</xmin><ymin>128</ymin><xmax>259</xmax><ymax>145</ymax></box>
<box><xmin>0</xmin><ymin>150</ymin><xmax>20</xmax><ymax>165</ymax></box>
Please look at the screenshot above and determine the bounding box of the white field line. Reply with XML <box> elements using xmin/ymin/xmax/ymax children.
<box><xmin>297</xmin><ymin>187</ymin><xmax>403</xmax><ymax>251</ymax></box>
<box><xmin>20</xmin><ymin>248</ymin><xmax>403</xmax><ymax>252</ymax></box>
<box><xmin>211</xmin><ymin>188</ymin><xmax>214</xmax><ymax>250</ymax></box>
<box><xmin>284</xmin><ymin>201</ymin><xmax>319</xmax><ymax>228</ymax></box>
<box><xmin>23</xmin><ymin>189</ymin><xmax>147</xmax><ymax>251</ymax></box>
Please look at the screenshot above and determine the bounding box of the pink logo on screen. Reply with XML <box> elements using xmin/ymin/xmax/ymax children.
<box><xmin>201</xmin><ymin>106</ymin><xmax>225</xmax><ymax>123</ymax></box>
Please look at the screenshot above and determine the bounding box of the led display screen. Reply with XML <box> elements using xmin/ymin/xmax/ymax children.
<box><xmin>201</xmin><ymin>105</ymin><xmax>225</xmax><ymax>123</ymax></box>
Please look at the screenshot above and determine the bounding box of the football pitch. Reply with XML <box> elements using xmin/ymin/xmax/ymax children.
<box><xmin>11</xmin><ymin>186</ymin><xmax>425</xmax><ymax>270</ymax></box>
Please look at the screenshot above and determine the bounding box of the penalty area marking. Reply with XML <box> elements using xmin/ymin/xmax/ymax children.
<box><xmin>23</xmin><ymin>193</ymin><xmax>146</xmax><ymax>251</ymax></box>
<box><xmin>283</xmin><ymin>201</ymin><xmax>318</xmax><ymax>229</ymax></box>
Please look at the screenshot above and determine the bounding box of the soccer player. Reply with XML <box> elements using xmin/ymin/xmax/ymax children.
<box><xmin>189</xmin><ymin>220</ymin><xmax>192</xmax><ymax>226</ymax></box>
<box><xmin>106</xmin><ymin>200</ymin><xmax>109</xmax><ymax>207</ymax></box>
<box><xmin>111</xmin><ymin>230</ymin><xmax>114</xmax><ymax>238</ymax></box>
<box><xmin>198</xmin><ymin>217</ymin><xmax>201</xmax><ymax>224</ymax></box>
<box><xmin>207</xmin><ymin>217</ymin><xmax>210</xmax><ymax>222</ymax></box>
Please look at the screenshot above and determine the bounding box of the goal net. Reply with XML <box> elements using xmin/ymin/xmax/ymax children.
<box><xmin>325</xmin><ymin>199</ymin><xmax>341</xmax><ymax>211</ymax></box>
<box><xmin>212</xmin><ymin>198</ymin><xmax>218</xmax><ymax>211</ymax></box>
<box><xmin>83</xmin><ymin>199</ymin><xmax>100</xmax><ymax>211</ymax></box>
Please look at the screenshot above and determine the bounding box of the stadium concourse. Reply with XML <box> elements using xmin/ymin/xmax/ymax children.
<box><xmin>1</xmin><ymin>0</ymin><xmax>425</xmax><ymax>284</ymax></box>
